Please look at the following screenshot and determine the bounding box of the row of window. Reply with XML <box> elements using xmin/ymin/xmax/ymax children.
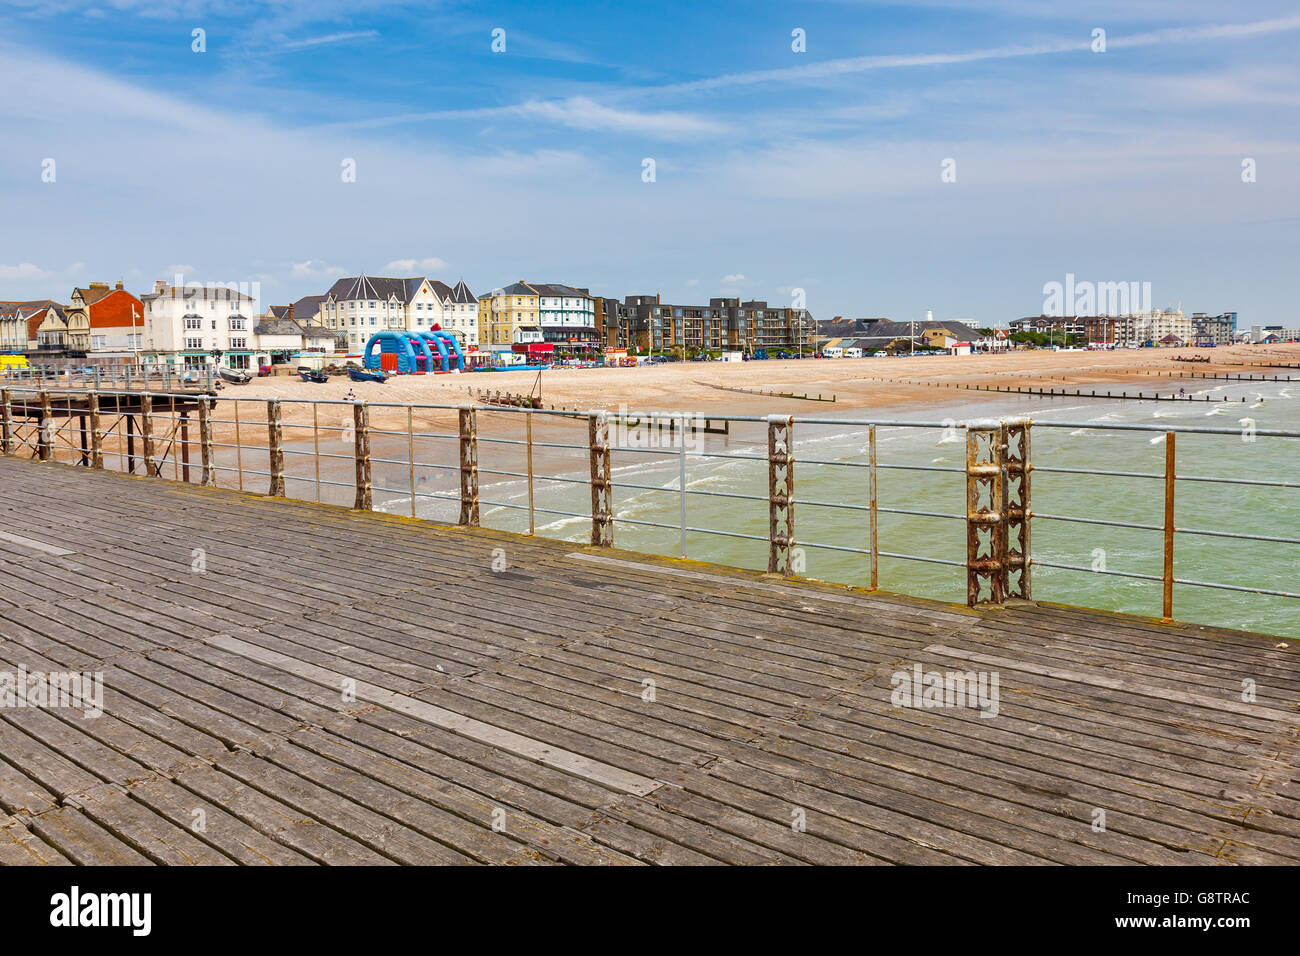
<box><xmin>328</xmin><ymin>301</ymin><xmax>475</xmax><ymax>311</ymax></box>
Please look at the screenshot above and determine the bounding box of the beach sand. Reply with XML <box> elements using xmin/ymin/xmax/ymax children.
<box><xmin>217</xmin><ymin>344</ymin><xmax>1300</xmax><ymax>432</ymax></box>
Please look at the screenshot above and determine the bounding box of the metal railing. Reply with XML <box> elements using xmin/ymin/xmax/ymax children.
<box><xmin>1</xmin><ymin>385</ymin><xmax>1297</xmax><ymax>631</ymax></box>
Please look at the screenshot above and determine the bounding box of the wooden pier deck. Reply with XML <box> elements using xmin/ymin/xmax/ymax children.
<box><xmin>1</xmin><ymin>457</ymin><xmax>1298</xmax><ymax>865</ymax></box>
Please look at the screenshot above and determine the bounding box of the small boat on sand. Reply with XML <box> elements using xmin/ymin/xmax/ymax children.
<box><xmin>297</xmin><ymin>367</ymin><xmax>329</xmax><ymax>383</ymax></box>
<box><xmin>348</xmin><ymin>367</ymin><xmax>387</xmax><ymax>383</ymax></box>
<box><xmin>218</xmin><ymin>367</ymin><xmax>251</xmax><ymax>385</ymax></box>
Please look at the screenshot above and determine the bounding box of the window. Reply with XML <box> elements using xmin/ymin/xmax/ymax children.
<box><xmin>230</xmin><ymin>338</ymin><xmax>247</xmax><ymax>349</ymax></box>
<box><xmin>229</xmin><ymin>318</ymin><xmax>247</xmax><ymax>331</ymax></box>
<box><xmin>185</xmin><ymin>337</ymin><xmax>203</xmax><ymax>350</ymax></box>
<box><xmin>184</xmin><ymin>316</ymin><xmax>202</xmax><ymax>330</ymax></box>
<box><xmin>91</xmin><ymin>335</ymin><xmax>107</xmax><ymax>350</ymax></box>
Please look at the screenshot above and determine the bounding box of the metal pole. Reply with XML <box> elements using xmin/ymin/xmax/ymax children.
<box><xmin>766</xmin><ymin>415</ymin><xmax>794</xmax><ymax>575</ymax></box>
<box><xmin>140</xmin><ymin>393</ymin><xmax>155</xmax><ymax>476</ymax></box>
<box><xmin>267</xmin><ymin>399</ymin><xmax>285</xmax><ymax>496</ymax></box>
<box><xmin>588</xmin><ymin>411</ymin><xmax>612</xmax><ymax>546</ymax></box>
<box><xmin>312</xmin><ymin>403</ymin><xmax>321</xmax><ymax>502</ymax></box>
<box><xmin>38</xmin><ymin>390</ymin><xmax>53</xmax><ymax>462</ymax></box>
<box><xmin>354</xmin><ymin>400</ymin><xmax>373</xmax><ymax>511</ymax></box>
<box><xmin>0</xmin><ymin>388</ymin><xmax>11</xmax><ymax>455</ymax></box>
<box><xmin>965</xmin><ymin>424</ymin><xmax>1005</xmax><ymax>606</ymax></box>
<box><xmin>526</xmin><ymin>411</ymin><xmax>535</xmax><ymax>535</ymax></box>
<box><xmin>408</xmin><ymin>406</ymin><xmax>416</xmax><ymax>518</ymax></box>
<box><xmin>89</xmin><ymin>392</ymin><xmax>103</xmax><ymax>470</ymax></box>
<box><xmin>1162</xmin><ymin>431</ymin><xmax>1176</xmax><ymax>622</ymax></box>
<box><xmin>234</xmin><ymin>399</ymin><xmax>243</xmax><ymax>491</ymax></box>
<box><xmin>198</xmin><ymin>396</ymin><xmax>215</xmax><ymax>486</ymax></box>
<box><xmin>868</xmin><ymin>424</ymin><xmax>878</xmax><ymax>590</ymax></box>
<box><xmin>458</xmin><ymin>405</ymin><xmax>479</xmax><ymax>526</ymax></box>
<box><xmin>679</xmin><ymin>413</ymin><xmax>687</xmax><ymax>558</ymax></box>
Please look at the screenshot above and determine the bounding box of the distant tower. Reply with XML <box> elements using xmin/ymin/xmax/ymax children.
<box><xmin>926</xmin><ymin>310</ymin><xmax>933</xmax><ymax>323</ymax></box>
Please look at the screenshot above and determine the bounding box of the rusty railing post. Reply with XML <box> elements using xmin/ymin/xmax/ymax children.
<box><xmin>198</xmin><ymin>396</ymin><xmax>216</xmax><ymax>486</ymax></box>
<box><xmin>354</xmin><ymin>400</ymin><xmax>372</xmax><ymax>510</ymax></box>
<box><xmin>88</xmin><ymin>391</ymin><xmax>104</xmax><ymax>470</ymax></box>
<box><xmin>458</xmin><ymin>405</ymin><xmax>480</xmax><ymax>526</ymax></box>
<box><xmin>38</xmin><ymin>389</ymin><xmax>53</xmax><ymax>462</ymax></box>
<box><xmin>267</xmin><ymin>399</ymin><xmax>285</xmax><ymax>496</ymax></box>
<box><xmin>1001</xmin><ymin>419</ymin><xmax>1032</xmax><ymax>600</ymax></box>
<box><xmin>767</xmin><ymin>415</ymin><xmax>794</xmax><ymax>575</ymax></box>
<box><xmin>1162</xmin><ymin>431</ymin><xmax>1176</xmax><ymax>622</ymax></box>
<box><xmin>868</xmin><ymin>423</ymin><xmax>878</xmax><ymax>590</ymax></box>
<box><xmin>140</xmin><ymin>393</ymin><xmax>156</xmax><ymax>476</ymax></box>
<box><xmin>588</xmin><ymin>411</ymin><xmax>613</xmax><ymax>546</ymax></box>
<box><xmin>965</xmin><ymin>424</ymin><xmax>1005</xmax><ymax>606</ymax></box>
<box><xmin>0</xmin><ymin>388</ymin><xmax>12</xmax><ymax>455</ymax></box>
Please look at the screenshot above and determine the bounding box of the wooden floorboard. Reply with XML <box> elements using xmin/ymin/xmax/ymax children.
<box><xmin>1</xmin><ymin>457</ymin><xmax>1297</xmax><ymax>865</ymax></box>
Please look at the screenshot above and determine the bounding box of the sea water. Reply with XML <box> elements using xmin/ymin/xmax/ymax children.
<box><xmin>379</xmin><ymin>378</ymin><xmax>1299</xmax><ymax>639</ymax></box>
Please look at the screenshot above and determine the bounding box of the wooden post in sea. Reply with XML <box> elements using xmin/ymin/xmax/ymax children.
<box><xmin>267</xmin><ymin>399</ymin><xmax>285</xmax><ymax>497</ymax></box>
<box><xmin>766</xmin><ymin>415</ymin><xmax>794</xmax><ymax>575</ymax></box>
<box><xmin>198</xmin><ymin>396</ymin><xmax>215</xmax><ymax>486</ymax></box>
<box><xmin>457</xmin><ymin>405</ymin><xmax>479</xmax><ymax>526</ymax></box>
<box><xmin>0</xmin><ymin>388</ymin><xmax>12</xmax><ymax>455</ymax></box>
<box><xmin>88</xmin><ymin>392</ymin><xmax>104</xmax><ymax>470</ymax></box>
<box><xmin>353</xmin><ymin>400</ymin><xmax>372</xmax><ymax>511</ymax></box>
<box><xmin>588</xmin><ymin>411</ymin><xmax>612</xmax><ymax>546</ymax></box>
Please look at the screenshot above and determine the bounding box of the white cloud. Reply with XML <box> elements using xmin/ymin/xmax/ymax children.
<box><xmin>0</xmin><ymin>262</ymin><xmax>52</xmax><ymax>280</ymax></box>
<box><xmin>291</xmin><ymin>260</ymin><xmax>339</xmax><ymax>278</ymax></box>
<box><xmin>722</xmin><ymin>273</ymin><xmax>746</xmax><ymax>283</ymax></box>
<box><xmin>384</xmin><ymin>257</ymin><xmax>450</xmax><ymax>273</ymax></box>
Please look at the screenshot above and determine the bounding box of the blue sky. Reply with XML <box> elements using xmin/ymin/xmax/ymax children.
<box><xmin>2</xmin><ymin>0</ymin><xmax>1297</xmax><ymax>325</ymax></box>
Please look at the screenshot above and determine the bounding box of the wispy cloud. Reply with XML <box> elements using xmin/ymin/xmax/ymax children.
<box><xmin>626</xmin><ymin>14</ymin><xmax>1300</xmax><ymax>98</ymax></box>
<box><xmin>282</xmin><ymin>30</ymin><xmax>380</xmax><ymax>51</ymax></box>
<box><xmin>385</xmin><ymin>257</ymin><xmax>449</xmax><ymax>273</ymax></box>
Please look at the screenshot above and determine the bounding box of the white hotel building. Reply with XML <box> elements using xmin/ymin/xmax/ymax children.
<box><xmin>317</xmin><ymin>274</ymin><xmax>478</xmax><ymax>354</ymax></box>
<box><xmin>140</xmin><ymin>281</ymin><xmax>260</xmax><ymax>369</ymax></box>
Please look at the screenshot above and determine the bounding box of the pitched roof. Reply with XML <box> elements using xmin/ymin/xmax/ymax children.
<box><xmin>449</xmin><ymin>279</ymin><xmax>475</xmax><ymax>303</ymax></box>
<box><xmin>255</xmin><ymin>318</ymin><xmax>304</xmax><ymax>336</ymax></box>
<box><xmin>326</xmin><ymin>274</ymin><xmax>426</xmax><ymax>303</ymax></box>
<box><xmin>85</xmin><ymin>289</ymin><xmax>144</xmax><ymax>329</ymax></box>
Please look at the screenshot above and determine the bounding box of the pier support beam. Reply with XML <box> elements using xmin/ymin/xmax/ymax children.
<box><xmin>1001</xmin><ymin>420</ymin><xmax>1032</xmax><ymax>600</ymax></box>
<box><xmin>588</xmin><ymin>411</ymin><xmax>613</xmax><ymax>546</ymax></box>
<box><xmin>458</xmin><ymin>405</ymin><xmax>479</xmax><ymax>526</ymax></box>
<box><xmin>198</xmin><ymin>397</ymin><xmax>216</xmax><ymax>486</ymax></box>
<box><xmin>767</xmin><ymin>415</ymin><xmax>795</xmax><ymax>576</ymax></box>
<box><xmin>353</xmin><ymin>400</ymin><xmax>372</xmax><ymax>511</ymax></box>
<box><xmin>267</xmin><ymin>399</ymin><xmax>285</xmax><ymax>497</ymax></box>
<box><xmin>88</xmin><ymin>392</ymin><xmax>104</xmax><ymax>470</ymax></box>
<box><xmin>965</xmin><ymin>424</ymin><xmax>1005</xmax><ymax>606</ymax></box>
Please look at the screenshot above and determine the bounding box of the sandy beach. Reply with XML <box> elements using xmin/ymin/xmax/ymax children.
<box><xmin>218</xmin><ymin>344</ymin><xmax>1300</xmax><ymax>430</ymax></box>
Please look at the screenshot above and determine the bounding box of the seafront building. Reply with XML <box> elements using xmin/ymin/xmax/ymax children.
<box><xmin>478</xmin><ymin>281</ymin><xmax>600</xmax><ymax>353</ymax></box>
<box><xmin>141</xmin><ymin>280</ymin><xmax>260</xmax><ymax>370</ymax></box>
<box><xmin>1010</xmin><ymin>310</ymin><xmax>1237</xmax><ymax>347</ymax></box>
<box><xmin>318</xmin><ymin>274</ymin><xmax>479</xmax><ymax>354</ymax></box>
<box><xmin>606</xmin><ymin>294</ymin><xmax>815</xmax><ymax>354</ymax></box>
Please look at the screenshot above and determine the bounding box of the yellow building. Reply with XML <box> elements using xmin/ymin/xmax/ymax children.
<box><xmin>478</xmin><ymin>281</ymin><xmax>540</xmax><ymax>346</ymax></box>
